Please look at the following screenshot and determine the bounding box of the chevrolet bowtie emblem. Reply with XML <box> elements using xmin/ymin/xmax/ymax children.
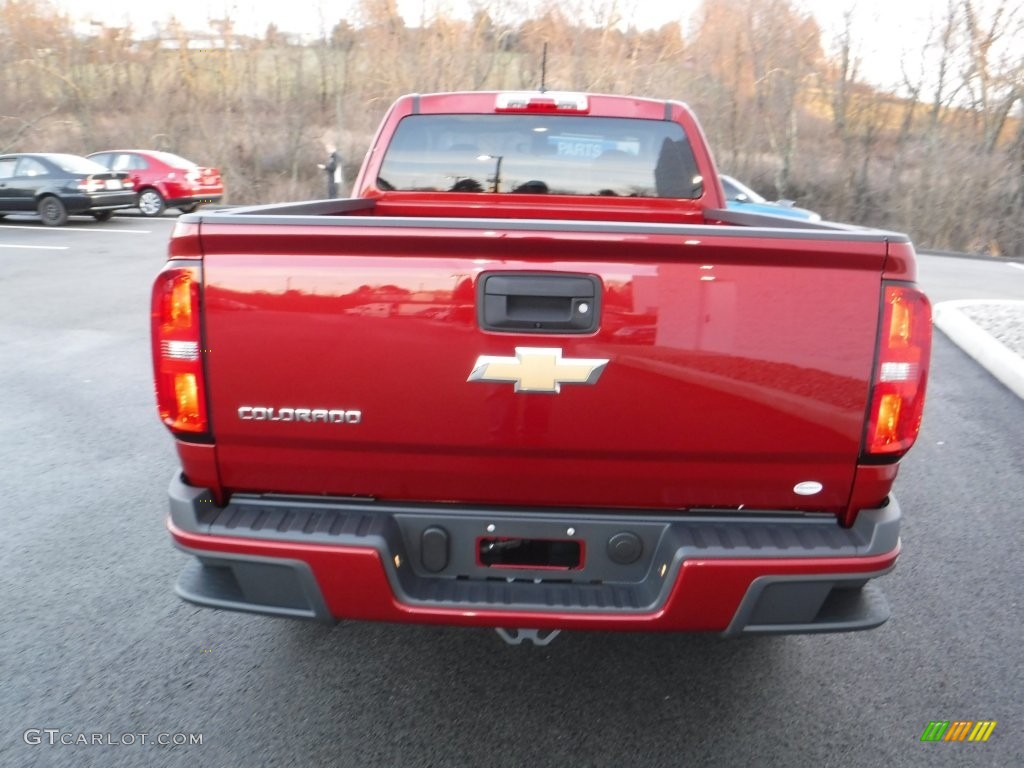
<box><xmin>468</xmin><ymin>347</ymin><xmax>609</xmax><ymax>393</ymax></box>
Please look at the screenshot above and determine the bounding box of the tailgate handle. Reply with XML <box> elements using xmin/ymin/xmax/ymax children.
<box><xmin>479</xmin><ymin>273</ymin><xmax>600</xmax><ymax>333</ymax></box>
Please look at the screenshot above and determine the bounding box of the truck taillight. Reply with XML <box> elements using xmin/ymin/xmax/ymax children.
<box><xmin>152</xmin><ymin>264</ymin><xmax>208</xmax><ymax>435</ymax></box>
<box><xmin>863</xmin><ymin>284</ymin><xmax>931</xmax><ymax>459</ymax></box>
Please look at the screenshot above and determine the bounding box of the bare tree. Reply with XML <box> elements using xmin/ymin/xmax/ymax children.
<box><xmin>0</xmin><ymin>0</ymin><xmax>1020</xmax><ymax>254</ymax></box>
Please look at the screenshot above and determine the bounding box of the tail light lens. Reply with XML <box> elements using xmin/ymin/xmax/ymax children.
<box><xmin>152</xmin><ymin>263</ymin><xmax>208</xmax><ymax>435</ymax></box>
<box><xmin>75</xmin><ymin>178</ymin><xmax>104</xmax><ymax>192</ymax></box>
<box><xmin>863</xmin><ymin>283</ymin><xmax>932</xmax><ymax>458</ymax></box>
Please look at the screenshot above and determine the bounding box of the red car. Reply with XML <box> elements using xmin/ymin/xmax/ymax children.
<box><xmin>87</xmin><ymin>149</ymin><xmax>223</xmax><ymax>217</ymax></box>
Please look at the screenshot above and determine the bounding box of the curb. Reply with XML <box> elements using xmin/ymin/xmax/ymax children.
<box><xmin>933</xmin><ymin>300</ymin><xmax>1024</xmax><ymax>400</ymax></box>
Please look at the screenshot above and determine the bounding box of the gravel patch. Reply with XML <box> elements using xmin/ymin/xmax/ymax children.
<box><xmin>957</xmin><ymin>301</ymin><xmax>1024</xmax><ymax>358</ymax></box>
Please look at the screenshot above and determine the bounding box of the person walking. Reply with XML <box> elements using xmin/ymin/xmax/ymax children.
<box><xmin>318</xmin><ymin>146</ymin><xmax>342</xmax><ymax>198</ymax></box>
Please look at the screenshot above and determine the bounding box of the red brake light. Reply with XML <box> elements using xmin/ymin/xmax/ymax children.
<box><xmin>495</xmin><ymin>91</ymin><xmax>590</xmax><ymax>113</ymax></box>
<box><xmin>152</xmin><ymin>264</ymin><xmax>208</xmax><ymax>434</ymax></box>
<box><xmin>864</xmin><ymin>284</ymin><xmax>931</xmax><ymax>458</ymax></box>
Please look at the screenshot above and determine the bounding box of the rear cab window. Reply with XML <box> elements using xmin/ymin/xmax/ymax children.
<box><xmin>377</xmin><ymin>114</ymin><xmax>704</xmax><ymax>199</ymax></box>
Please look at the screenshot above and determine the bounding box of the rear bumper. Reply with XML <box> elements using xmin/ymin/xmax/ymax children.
<box><xmin>165</xmin><ymin>192</ymin><xmax>223</xmax><ymax>207</ymax></box>
<box><xmin>62</xmin><ymin>191</ymin><xmax>137</xmax><ymax>213</ymax></box>
<box><xmin>167</xmin><ymin>474</ymin><xmax>901</xmax><ymax>636</ymax></box>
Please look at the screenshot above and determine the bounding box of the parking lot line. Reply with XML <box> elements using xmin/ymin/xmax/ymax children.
<box><xmin>0</xmin><ymin>224</ymin><xmax>155</xmax><ymax>234</ymax></box>
<box><xmin>0</xmin><ymin>244</ymin><xmax>70</xmax><ymax>250</ymax></box>
<box><xmin>1009</xmin><ymin>262</ymin><xmax>1024</xmax><ymax>272</ymax></box>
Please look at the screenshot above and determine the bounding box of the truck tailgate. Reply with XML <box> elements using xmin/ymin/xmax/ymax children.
<box><xmin>200</xmin><ymin>220</ymin><xmax>887</xmax><ymax>514</ymax></box>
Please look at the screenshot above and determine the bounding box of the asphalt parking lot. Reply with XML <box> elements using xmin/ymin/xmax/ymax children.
<box><xmin>2</xmin><ymin>217</ymin><xmax>1022</xmax><ymax>767</ymax></box>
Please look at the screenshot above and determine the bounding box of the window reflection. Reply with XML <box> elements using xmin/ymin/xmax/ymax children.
<box><xmin>378</xmin><ymin>114</ymin><xmax>703</xmax><ymax>199</ymax></box>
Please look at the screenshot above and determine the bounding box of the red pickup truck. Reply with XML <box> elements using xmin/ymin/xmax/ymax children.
<box><xmin>153</xmin><ymin>91</ymin><xmax>931</xmax><ymax>644</ymax></box>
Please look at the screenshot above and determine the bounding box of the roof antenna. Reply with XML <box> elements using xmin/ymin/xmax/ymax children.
<box><xmin>540</xmin><ymin>43</ymin><xmax>548</xmax><ymax>93</ymax></box>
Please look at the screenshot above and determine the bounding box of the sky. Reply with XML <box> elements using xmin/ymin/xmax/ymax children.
<box><xmin>49</xmin><ymin>0</ymin><xmax>977</xmax><ymax>92</ymax></box>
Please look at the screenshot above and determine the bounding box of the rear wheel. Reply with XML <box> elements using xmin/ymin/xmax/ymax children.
<box><xmin>137</xmin><ymin>188</ymin><xmax>166</xmax><ymax>217</ymax></box>
<box><xmin>38</xmin><ymin>196</ymin><xmax>68</xmax><ymax>226</ymax></box>
<box><xmin>92</xmin><ymin>210</ymin><xmax>114</xmax><ymax>222</ymax></box>
<box><xmin>178</xmin><ymin>203</ymin><xmax>200</xmax><ymax>213</ymax></box>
